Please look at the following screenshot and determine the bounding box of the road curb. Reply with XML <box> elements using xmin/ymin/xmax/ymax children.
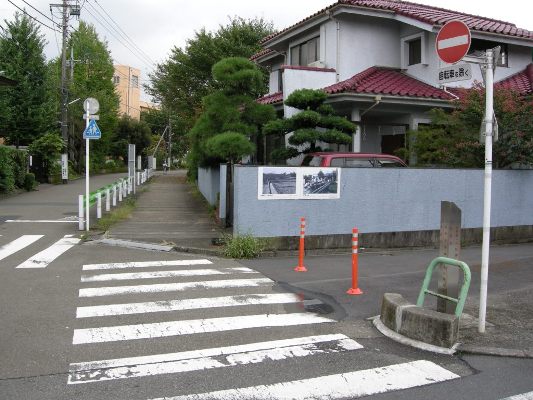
<box><xmin>456</xmin><ymin>345</ymin><xmax>533</xmax><ymax>358</ymax></box>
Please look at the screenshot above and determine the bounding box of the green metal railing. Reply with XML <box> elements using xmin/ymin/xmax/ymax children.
<box><xmin>416</xmin><ymin>256</ymin><xmax>471</xmax><ymax>317</ymax></box>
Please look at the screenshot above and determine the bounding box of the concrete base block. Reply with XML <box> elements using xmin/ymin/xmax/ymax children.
<box><xmin>380</xmin><ymin>292</ymin><xmax>459</xmax><ymax>349</ymax></box>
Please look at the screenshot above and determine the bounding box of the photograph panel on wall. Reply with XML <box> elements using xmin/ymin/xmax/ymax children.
<box><xmin>302</xmin><ymin>167</ymin><xmax>340</xmax><ymax>199</ymax></box>
<box><xmin>258</xmin><ymin>167</ymin><xmax>298</xmax><ymax>199</ymax></box>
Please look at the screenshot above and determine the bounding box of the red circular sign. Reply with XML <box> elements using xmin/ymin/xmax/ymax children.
<box><xmin>436</xmin><ymin>20</ymin><xmax>471</xmax><ymax>64</ymax></box>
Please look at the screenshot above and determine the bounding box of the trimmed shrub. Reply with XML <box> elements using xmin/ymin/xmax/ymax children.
<box><xmin>23</xmin><ymin>173</ymin><xmax>37</xmax><ymax>191</ymax></box>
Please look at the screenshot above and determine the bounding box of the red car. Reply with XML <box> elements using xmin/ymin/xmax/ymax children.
<box><xmin>300</xmin><ymin>152</ymin><xmax>407</xmax><ymax>168</ymax></box>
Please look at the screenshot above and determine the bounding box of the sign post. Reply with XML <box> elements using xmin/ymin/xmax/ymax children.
<box><xmin>83</xmin><ymin>98</ymin><xmax>100</xmax><ymax>232</ymax></box>
<box><xmin>479</xmin><ymin>48</ymin><xmax>495</xmax><ymax>333</ymax></box>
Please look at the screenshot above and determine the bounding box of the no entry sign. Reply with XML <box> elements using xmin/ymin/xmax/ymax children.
<box><xmin>436</xmin><ymin>20</ymin><xmax>471</xmax><ymax>64</ymax></box>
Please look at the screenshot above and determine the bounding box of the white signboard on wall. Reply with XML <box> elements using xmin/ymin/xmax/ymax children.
<box><xmin>258</xmin><ymin>167</ymin><xmax>340</xmax><ymax>200</ymax></box>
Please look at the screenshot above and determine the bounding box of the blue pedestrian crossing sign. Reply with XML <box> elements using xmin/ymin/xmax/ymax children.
<box><xmin>83</xmin><ymin>119</ymin><xmax>102</xmax><ymax>139</ymax></box>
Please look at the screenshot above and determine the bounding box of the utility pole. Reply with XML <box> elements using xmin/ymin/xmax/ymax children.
<box><xmin>51</xmin><ymin>1</ymin><xmax>78</xmax><ymax>183</ymax></box>
<box><xmin>167</xmin><ymin>117</ymin><xmax>172</xmax><ymax>170</ymax></box>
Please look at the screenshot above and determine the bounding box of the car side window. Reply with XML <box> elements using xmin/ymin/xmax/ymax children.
<box><xmin>375</xmin><ymin>158</ymin><xmax>405</xmax><ymax>167</ymax></box>
<box><xmin>345</xmin><ymin>158</ymin><xmax>373</xmax><ymax>167</ymax></box>
<box><xmin>330</xmin><ymin>158</ymin><xmax>344</xmax><ymax>167</ymax></box>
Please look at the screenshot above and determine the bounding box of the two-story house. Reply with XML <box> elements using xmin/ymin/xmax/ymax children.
<box><xmin>253</xmin><ymin>0</ymin><xmax>533</xmax><ymax>163</ymax></box>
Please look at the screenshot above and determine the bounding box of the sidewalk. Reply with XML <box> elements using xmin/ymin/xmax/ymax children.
<box><xmin>107</xmin><ymin>172</ymin><xmax>533</xmax><ymax>358</ymax></box>
<box><xmin>107</xmin><ymin>170</ymin><xmax>224</xmax><ymax>253</ymax></box>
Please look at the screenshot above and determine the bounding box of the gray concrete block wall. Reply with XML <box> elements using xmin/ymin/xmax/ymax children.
<box><xmin>233</xmin><ymin>166</ymin><xmax>533</xmax><ymax>237</ymax></box>
<box><xmin>198</xmin><ymin>166</ymin><xmax>220</xmax><ymax>206</ymax></box>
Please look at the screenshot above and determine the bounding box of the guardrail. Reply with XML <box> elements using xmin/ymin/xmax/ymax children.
<box><xmin>78</xmin><ymin>168</ymin><xmax>153</xmax><ymax>230</ymax></box>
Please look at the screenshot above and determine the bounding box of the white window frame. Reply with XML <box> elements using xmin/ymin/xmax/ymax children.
<box><xmin>289</xmin><ymin>31</ymin><xmax>321</xmax><ymax>66</ymax></box>
<box><xmin>401</xmin><ymin>32</ymin><xmax>427</xmax><ymax>69</ymax></box>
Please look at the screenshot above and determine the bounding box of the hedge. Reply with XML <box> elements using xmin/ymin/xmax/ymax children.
<box><xmin>0</xmin><ymin>146</ymin><xmax>33</xmax><ymax>193</ymax></box>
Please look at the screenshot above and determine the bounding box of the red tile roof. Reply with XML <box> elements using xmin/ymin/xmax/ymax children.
<box><xmin>281</xmin><ymin>65</ymin><xmax>336</xmax><ymax>73</ymax></box>
<box><xmin>257</xmin><ymin>91</ymin><xmax>283</xmax><ymax>105</ymax></box>
<box><xmin>324</xmin><ymin>66</ymin><xmax>455</xmax><ymax>100</ymax></box>
<box><xmin>261</xmin><ymin>0</ymin><xmax>533</xmax><ymax>44</ymax></box>
<box><xmin>495</xmin><ymin>64</ymin><xmax>533</xmax><ymax>96</ymax></box>
<box><xmin>250</xmin><ymin>48</ymin><xmax>276</xmax><ymax>61</ymax></box>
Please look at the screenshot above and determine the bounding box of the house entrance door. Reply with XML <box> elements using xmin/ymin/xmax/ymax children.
<box><xmin>381</xmin><ymin>134</ymin><xmax>405</xmax><ymax>155</ymax></box>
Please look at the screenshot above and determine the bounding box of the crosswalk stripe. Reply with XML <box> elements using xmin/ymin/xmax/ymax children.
<box><xmin>16</xmin><ymin>236</ymin><xmax>81</xmax><ymax>269</ymax></box>
<box><xmin>78</xmin><ymin>278</ymin><xmax>273</xmax><ymax>297</ymax></box>
<box><xmin>82</xmin><ymin>260</ymin><xmax>212</xmax><ymax>271</ymax></box>
<box><xmin>76</xmin><ymin>293</ymin><xmax>301</xmax><ymax>318</ymax></box>
<box><xmin>153</xmin><ymin>360</ymin><xmax>460</xmax><ymax>400</ymax></box>
<box><xmin>67</xmin><ymin>334</ymin><xmax>362</xmax><ymax>384</ymax></box>
<box><xmin>72</xmin><ymin>313</ymin><xmax>334</xmax><ymax>344</ymax></box>
<box><xmin>0</xmin><ymin>235</ymin><xmax>43</xmax><ymax>261</ymax></box>
<box><xmin>80</xmin><ymin>267</ymin><xmax>257</xmax><ymax>282</ymax></box>
<box><xmin>500</xmin><ymin>391</ymin><xmax>533</xmax><ymax>400</ymax></box>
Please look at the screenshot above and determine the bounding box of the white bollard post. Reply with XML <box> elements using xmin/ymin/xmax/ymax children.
<box><xmin>119</xmin><ymin>182</ymin><xmax>123</xmax><ymax>202</ymax></box>
<box><xmin>96</xmin><ymin>192</ymin><xmax>102</xmax><ymax>219</ymax></box>
<box><xmin>123</xmin><ymin>180</ymin><xmax>128</xmax><ymax>198</ymax></box>
<box><xmin>78</xmin><ymin>194</ymin><xmax>84</xmax><ymax>231</ymax></box>
<box><xmin>113</xmin><ymin>185</ymin><xmax>117</xmax><ymax>206</ymax></box>
<box><xmin>137</xmin><ymin>171</ymin><xmax>140</xmax><ymax>186</ymax></box>
<box><xmin>106</xmin><ymin>188</ymin><xmax>110</xmax><ymax>212</ymax></box>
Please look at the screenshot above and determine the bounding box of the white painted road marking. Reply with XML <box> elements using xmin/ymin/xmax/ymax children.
<box><xmin>437</xmin><ymin>34</ymin><xmax>469</xmax><ymax>49</ymax></box>
<box><xmin>82</xmin><ymin>259</ymin><xmax>212</xmax><ymax>271</ymax></box>
<box><xmin>72</xmin><ymin>313</ymin><xmax>333</xmax><ymax>344</ymax></box>
<box><xmin>500</xmin><ymin>391</ymin><xmax>533</xmax><ymax>400</ymax></box>
<box><xmin>153</xmin><ymin>360</ymin><xmax>459</xmax><ymax>400</ymax></box>
<box><xmin>68</xmin><ymin>334</ymin><xmax>362</xmax><ymax>384</ymax></box>
<box><xmin>76</xmin><ymin>293</ymin><xmax>300</xmax><ymax>318</ymax></box>
<box><xmin>80</xmin><ymin>267</ymin><xmax>257</xmax><ymax>282</ymax></box>
<box><xmin>0</xmin><ymin>235</ymin><xmax>43</xmax><ymax>262</ymax></box>
<box><xmin>5</xmin><ymin>220</ymin><xmax>78</xmax><ymax>223</ymax></box>
<box><xmin>78</xmin><ymin>278</ymin><xmax>273</xmax><ymax>297</ymax></box>
<box><xmin>16</xmin><ymin>236</ymin><xmax>81</xmax><ymax>269</ymax></box>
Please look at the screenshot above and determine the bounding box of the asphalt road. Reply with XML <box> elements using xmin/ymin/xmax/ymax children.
<box><xmin>1</xmin><ymin>176</ymin><xmax>532</xmax><ymax>400</ymax></box>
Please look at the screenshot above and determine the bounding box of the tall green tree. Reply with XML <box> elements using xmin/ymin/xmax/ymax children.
<box><xmin>188</xmin><ymin>57</ymin><xmax>276</xmax><ymax>174</ymax></box>
<box><xmin>50</xmin><ymin>21</ymin><xmax>119</xmax><ymax>170</ymax></box>
<box><xmin>0</xmin><ymin>12</ymin><xmax>55</xmax><ymax>147</ymax></box>
<box><xmin>110</xmin><ymin>115</ymin><xmax>151</xmax><ymax>160</ymax></box>
<box><xmin>263</xmin><ymin>89</ymin><xmax>355</xmax><ymax>163</ymax></box>
<box><xmin>147</xmin><ymin>17</ymin><xmax>274</xmax><ymax>134</ymax></box>
<box><xmin>411</xmin><ymin>84</ymin><xmax>533</xmax><ymax>168</ymax></box>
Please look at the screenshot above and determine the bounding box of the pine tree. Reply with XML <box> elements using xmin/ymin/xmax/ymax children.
<box><xmin>263</xmin><ymin>89</ymin><xmax>355</xmax><ymax>163</ymax></box>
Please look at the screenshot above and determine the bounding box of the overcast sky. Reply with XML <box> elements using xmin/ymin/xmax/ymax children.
<box><xmin>1</xmin><ymin>0</ymin><xmax>532</xmax><ymax>101</ymax></box>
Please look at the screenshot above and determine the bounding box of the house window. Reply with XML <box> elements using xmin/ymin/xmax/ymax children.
<box><xmin>408</xmin><ymin>38</ymin><xmax>422</xmax><ymax>65</ymax></box>
<box><xmin>468</xmin><ymin>39</ymin><xmax>508</xmax><ymax>67</ymax></box>
<box><xmin>131</xmin><ymin>75</ymin><xmax>139</xmax><ymax>88</ymax></box>
<box><xmin>113</xmin><ymin>76</ymin><xmax>120</xmax><ymax>85</ymax></box>
<box><xmin>277</xmin><ymin>69</ymin><xmax>283</xmax><ymax>92</ymax></box>
<box><xmin>290</xmin><ymin>36</ymin><xmax>320</xmax><ymax>66</ymax></box>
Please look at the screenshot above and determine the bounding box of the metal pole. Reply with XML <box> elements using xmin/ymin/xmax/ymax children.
<box><xmin>85</xmin><ymin>101</ymin><xmax>90</xmax><ymax>232</ymax></box>
<box><xmin>479</xmin><ymin>49</ymin><xmax>494</xmax><ymax>333</ymax></box>
<box><xmin>78</xmin><ymin>194</ymin><xmax>84</xmax><ymax>231</ymax></box>
<box><xmin>96</xmin><ymin>192</ymin><xmax>102</xmax><ymax>219</ymax></box>
<box><xmin>106</xmin><ymin>188</ymin><xmax>110</xmax><ymax>212</ymax></box>
<box><xmin>60</xmin><ymin>0</ymin><xmax>69</xmax><ymax>184</ymax></box>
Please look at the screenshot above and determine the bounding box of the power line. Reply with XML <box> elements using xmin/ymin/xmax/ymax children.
<box><xmin>6</xmin><ymin>0</ymin><xmax>60</xmax><ymax>33</ymax></box>
<box><xmin>83</xmin><ymin>1</ymin><xmax>155</xmax><ymax>71</ymax></box>
<box><xmin>91</xmin><ymin>0</ymin><xmax>156</xmax><ymax>66</ymax></box>
<box><xmin>19</xmin><ymin>0</ymin><xmax>58</xmax><ymax>27</ymax></box>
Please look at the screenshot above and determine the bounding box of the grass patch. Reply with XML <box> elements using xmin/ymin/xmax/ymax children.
<box><xmin>95</xmin><ymin>197</ymin><xmax>136</xmax><ymax>231</ymax></box>
<box><xmin>223</xmin><ymin>234</ymin><xmax>266</xmax><ymax>259</ymax></box>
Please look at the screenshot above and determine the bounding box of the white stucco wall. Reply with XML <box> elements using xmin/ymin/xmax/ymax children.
<box><xmin>336</xmin><ymin>15</ymin><xmax>401</xmax><ymax>80</ymax></box>
<box><xmin>282</xmin><ymin>68</ymin><xmax>337</xmax><ymax>117</ymax></box>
